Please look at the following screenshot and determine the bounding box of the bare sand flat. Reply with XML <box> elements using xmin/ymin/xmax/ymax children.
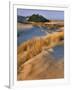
<box><xmin>17</xmin><ymin>23</ymin><xmax>33</xmax><ymax>30</ymax></box>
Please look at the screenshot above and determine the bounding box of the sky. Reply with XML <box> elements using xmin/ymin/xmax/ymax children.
<box><xmin>17</xmin><ymin>8</ymin><xmax>64</xmax><ymax>20</ymax></box>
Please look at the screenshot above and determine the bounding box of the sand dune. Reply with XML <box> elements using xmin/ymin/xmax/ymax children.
<box><xmin>17</xmin><ymin>50</ymin><xmax>64</xmax><ymax>80</ymax></box>
<box><xmin>17</xmin><ymin>30</ymin><xmax>64</xmax><ymax>80</ymax></box>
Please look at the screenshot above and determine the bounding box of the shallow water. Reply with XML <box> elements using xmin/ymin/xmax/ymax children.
<box><xmin>52</xmin><ymin>45</ymin><xmax>64</xmax><ymax>59</ymax></box>
<box><xmin>17</xmin><ymin>26</ymin><xmax>64</xmax><ymax>59</ymax></box>
<box><xmin>17</xmin><ymin>26</ymin><xmax>47</xmax><ymax>45</ymax></box>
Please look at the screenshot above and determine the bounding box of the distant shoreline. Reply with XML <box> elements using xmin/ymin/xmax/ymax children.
<box><xmin>17</xmin><ymin>23</ymin><xmax>33</xmax><ymax>30</ymax></box>
<box><xmin>17</xmin><ymin>20</ymin><xmax>64</xmax><ymax>31</ymax></box>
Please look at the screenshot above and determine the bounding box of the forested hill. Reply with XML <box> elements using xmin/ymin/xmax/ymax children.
<box><xmin>17</xmin><ymin>14</ymin><xmax>49</xmax><ymax>23</ymax></box>
<box><xmin>28</xmin><ymin>14</ymin><xmax>49</xmax><ymax>22</ymax></box>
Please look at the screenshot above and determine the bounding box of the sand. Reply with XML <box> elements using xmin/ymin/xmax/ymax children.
<box><xmin>17</xmin><ymin>50</ymin><xmax>64</xmax><ymax>80</ymax></box>
<box><xmin>17</xmin><ymin>23</ymin><xmax>33</xmax><ymax>30</ymax></box>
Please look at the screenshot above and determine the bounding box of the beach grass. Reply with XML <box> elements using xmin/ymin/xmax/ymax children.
<box><xmin>17</xmin><ymin>31</ymin><xmax>64</xmax><ymax>69</ymax></box>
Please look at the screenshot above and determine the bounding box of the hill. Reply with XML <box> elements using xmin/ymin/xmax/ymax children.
<box><xmin>17</xmin><ymin>14</ymin><xmax>49</xmax><ymax>23</ymax></box>
<box><xmin>28</xmin><ymin>14</ymin><xmax>49</xmax><ymax>22</ymax></box>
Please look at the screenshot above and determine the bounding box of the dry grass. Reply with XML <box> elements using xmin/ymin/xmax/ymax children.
<box><xmin>17</xmin><ymin>49</ymin><xmax>64</xmax><ymax>80</ymax></box>
<box><xmin>17</xmin><ymin>31</ymin><xmax>64</xmax><ymax>70</ymax></box>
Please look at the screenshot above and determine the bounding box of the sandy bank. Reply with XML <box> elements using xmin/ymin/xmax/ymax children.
<box><xmin>17</xmin><ymin>23</ymin><xmax>33</xmax><ymax>30</ymax></box>
<box><xmin>17</xmin><ymin>50</ymin><xmax>64</xmax><ymax>80</ymax></box>
<box><xmin>17</xmin><ymin>30</ymin><xmax>64</xmax><ymax>80</ymax></box>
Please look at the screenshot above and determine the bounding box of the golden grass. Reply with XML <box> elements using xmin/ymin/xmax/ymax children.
<box><xmin>17</xmin><ymin>31</ymin><xmax>64</xmax><ymax>69</ymax></box>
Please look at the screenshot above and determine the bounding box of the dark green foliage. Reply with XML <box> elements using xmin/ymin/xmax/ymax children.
<box><xmin>28</xmin><ymin>14</ymin><xmax>49</xmax><ymax>22</ymax></box>
<box><xmin>17</xmin><ymin>14</ymin><xmax>49</xmax><ymax>23</ymax></box>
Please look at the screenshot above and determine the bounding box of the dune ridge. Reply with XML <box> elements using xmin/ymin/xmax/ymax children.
<box><xmin>17</xmin><ymin>30</ymin><xmax>64</xmax><ymax>80</ymax></box>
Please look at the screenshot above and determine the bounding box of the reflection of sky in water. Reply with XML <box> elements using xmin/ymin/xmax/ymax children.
<box><xmin>17</xmin><ymin>26</ymin><xmax>47</xmax><ymax>45</ymax></box>
<box><xmin>17</xmin><ymin>26</ymin><xmax>64</xmax><ymax>60</ymax></box>
<box><xmin>51</xmin><ymin>45</ymin><xmax>64</xmax><ymax>59</ymax></box>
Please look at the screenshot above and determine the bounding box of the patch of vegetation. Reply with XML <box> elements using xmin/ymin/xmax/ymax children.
<box><xmin>17</xmin><ymin>31</ymin><xmax>64</xmax><ymax>69</ymax></box>
<box><xmin>17</xmin><ymin>14</ymin><xmax>49</xmax><ymax>23</ymax></box>
<box><xmin>28</xmin><ymin>14</ymin><xmax>49</xmax><ymax>22</ymax></box>
<box><xmin>48</xmin><ymin>24</ymin><xmax>59</xmax><ymax>30</ymax></box>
